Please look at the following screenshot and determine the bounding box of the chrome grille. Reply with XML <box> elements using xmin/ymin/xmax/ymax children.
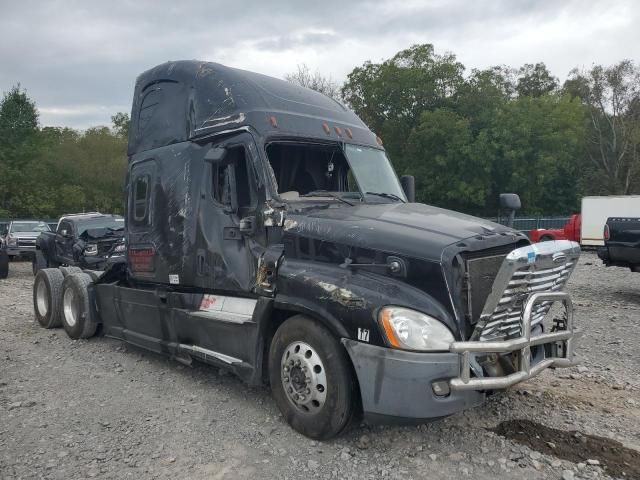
<box><xmin>472</xmin><ymin>241</ymin><xmax>580</xmax><ymax>341</ymax></box>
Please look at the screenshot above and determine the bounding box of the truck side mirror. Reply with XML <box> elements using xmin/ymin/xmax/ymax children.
<box><xmin>400</xmin><ymin>175</ymin><xmax>415</xmax><ymax>203</ymax></box>
<box><xmin>204</xmin><ymin>146</ymin><xmax>227</xmax><ymax>164</ymax></box>
<box><xmin>499</xmin><ymin>193</ymin><xmax>521</xmax><ymax>228</ymax></box>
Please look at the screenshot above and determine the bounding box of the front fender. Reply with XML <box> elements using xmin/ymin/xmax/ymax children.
<box><xmin>35</xmin><ymin>234</ymin><xmax>54</xmax><ymax>258</ymax></box>
<box><xmin>275</xmin><ymin>258</ymin><xmax>455</xmax><ymax>347</ymax></box>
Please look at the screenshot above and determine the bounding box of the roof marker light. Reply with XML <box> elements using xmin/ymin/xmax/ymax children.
<box><xmin>334</xmin><ymin>126</ymin><xmax>343</xmax><ymax>137</ymax></box>
<box><xmin>376</xmin><ymin>135</ymin><xmax>383</xmax><ymax>145</ymax></box>
<box><xmin>345</xmin><ymin>127</ymin><xmax>353</xmax><ymax>139</ymax></box>
<box><xmin>322</xmin><ymin>123</ymin><xmax>331</xmax><ymax>135</ymax></box>
<box><xmin>270</xmin><ymin>116</ymin><xmax>278</xmax><ymax>128</ymax></box>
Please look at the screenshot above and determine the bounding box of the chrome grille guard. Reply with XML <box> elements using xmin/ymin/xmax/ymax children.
<box><xmin>449</xmin><ymin>241</ymin><xmax>581</xmax><ymax>391</ymax></box>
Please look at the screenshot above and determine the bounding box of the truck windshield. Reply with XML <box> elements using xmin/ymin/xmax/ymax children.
<box><xmin>265</xmin><ymin>142</ymin><xmax>405</xmax><ymax>204</ymax></box>
<box><xmin>343</xmin><ymin>144</ymin><xmax>406</xmax><ymax>202</ymax></box>
<box><xmin>11</xmin><ymin>222</ymin><xmax>50</xmax><ymax>233</ymax></box>
<box><xmin>77</xmin><ymin>218</ymin><xmax>124</xmax><ymax>235</ymax></box>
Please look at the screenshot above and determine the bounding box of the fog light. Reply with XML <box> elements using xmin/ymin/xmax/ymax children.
<box><xmin>432</xmin><ymin>380</ymin><xmax>450</xmax><ymax>397</ymax></box>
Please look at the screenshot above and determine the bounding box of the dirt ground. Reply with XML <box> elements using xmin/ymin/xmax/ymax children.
<box><xmin>1</xmin><ymin>252</ymin><xmax>639</xmax><ymax>480</ymax></box>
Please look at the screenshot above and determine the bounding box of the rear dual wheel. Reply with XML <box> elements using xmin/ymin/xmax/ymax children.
<box><xmin>61</xmin><ymin>273</ymin><xmax>97</xmax><ymax>339</ymax></box>
<box><xmin>33</xmin><ymin>269</ymin><xmax>64</xmax><ymax>328</ymax></box>
<box><xmin>269</xmin><ymin>315</ymin><xmax>356</xmax><ymax>440</ymax></box>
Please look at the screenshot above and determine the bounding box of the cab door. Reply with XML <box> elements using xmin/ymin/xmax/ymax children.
<box><xmin>173</xmin><ymin>133</ymin><xmax>262</xmax><ymax>364</ymax></box>
<box><xmin>55</xmin><ymin>220</ymin><xmax>74</xmax><ymax>263</ymax></box>
<box><xmin>195</xmin><ymin>133</ymin><xmax>260</xmax><ymax>293</ymax></box>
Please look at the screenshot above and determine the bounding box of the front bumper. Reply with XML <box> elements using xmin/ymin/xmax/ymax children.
<box><xmin>6</xmin><ymin>245</ymin><xmax>35</xmax><ymax>256</ymax></box>
<box><xmin>449</xmin><ymin>292</ymin><xmax>579</xmax><ymax>391</ymax></box>
<box><xmin>343</xmin><ymin>292</ymin><xmax>578</xmax><ymax>420</ymax></box>
<box><xmin>343</xmin><ymin>340</ymin><xmax>484</xmax><ymax>420</ymax></box>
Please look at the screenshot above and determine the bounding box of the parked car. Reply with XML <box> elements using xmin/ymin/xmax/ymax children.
<box><xmin>32</xmin><ymin>60</ymin><xmax>581</xmax><ymax>440</ymax></box>
<box><xmin>597</xmin><ymin>217</ymin><xmax>640</xmax><ymax>272</ymax></box>
<box><xmin>33</xmin><ymin>213</ymin><xmax>125</xmax><ymax>274</ymax></box>
<box><xmin>530</xmin><ymin>214</ymin><xmax>581</xmax><ymax>243</ymax></box>
<box><xmin>581</xmin><ymin>196</ymin><xmax>640</xmax><ymax>247</ymax></box>
<box><xmin>1</xmin><ymin>220</ymin><xmax>51</xmax><ymax>258</ymax></box>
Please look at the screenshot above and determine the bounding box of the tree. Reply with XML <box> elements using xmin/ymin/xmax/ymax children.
<box><xmin>342</xmin><ymin>44</ymin><xmax>465</xmax><ymax>161</ymax></box>
<box><xmin>0</xmin><ymin>84</ymin><xmax>40</xmax><ymax>216</ymax></box>
<box><xmin>455</xmin><ymin>66</ymin><xmax>514</xmax><ymax>133</ymax></box>
<box><xmin>403</xmin><ymin>109</ymin><xmax>491</xmax><ymax>212</ymax></box>
<box><xmin>284</xmin><ymin>64</ymin><xmax>341</xmax><ymax>101</ymax></box>
<box><xmin>111</xmin><ymin>112</ymin><xmax>130</xmax><ymax>139</ymax></box>
<box><xmin>516</xmin><ymin>63</ymin><xmax>558</xmax><ymax>97</ymax></box>
<box><xmin>565</xmin><ymin>60</ymin><xmax>640</xmax><ymax>194</ymax></box>
<box><xmin>482</xmin><ymin>94</ymin><xmax>587</xmax><ymax>214</ymax></box>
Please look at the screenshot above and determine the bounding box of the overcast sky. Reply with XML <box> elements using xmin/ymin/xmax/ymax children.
<box><xmin>1</xmin><ymin>0</ymin><xmax>638</xmax><ymax>129</ymax></box>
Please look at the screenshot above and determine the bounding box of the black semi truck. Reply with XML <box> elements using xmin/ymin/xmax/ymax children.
<box><xmin>32</xmin><ymin>61</ymin><xmax>581</xmax><ymax>439</ymax></box>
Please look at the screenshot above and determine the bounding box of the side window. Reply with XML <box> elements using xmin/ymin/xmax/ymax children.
<box><xmin>212</xmin><ymin>164</ymin><xmax>232</xmax><ymax>206</ymax></box>
<box><xmin>137</xmin><ymin>88</ymin><xmax>162</xmax><ymax>136</ymax></box>
<box><xmin>133</xmin><ymin>175</ymin><xmax>150</xmax><ymax>223</ymax></box>
<box><xmin>211</xmin><ymin>145</ymin><xmax>253</xmax><ymax>210</ymax></box>
<box><xmin>57</xmin><ymin>221</ymin><xmax>71</xmax><ymax>236</ymax></box>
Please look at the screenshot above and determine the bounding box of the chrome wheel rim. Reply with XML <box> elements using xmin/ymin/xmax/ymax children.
<box><xmin>281</xmin><ymin>341</ymin><xmax>327</xmax><ymax>413</ymax></box>
<box><xmin>63</xmin><ymin>287</ymin><xmax>77</xmax><ymax>327</ymax></box>
<box><xmin>36</xmin><ymin>280</ymin><xmax>49</xmax><ymax>317</ymax></box>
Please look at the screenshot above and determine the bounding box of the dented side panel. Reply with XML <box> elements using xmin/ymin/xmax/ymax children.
<box><xmin>275</xmin><ymin>257</ymin><xmax>456</xmax><ymax>347</ymax></box>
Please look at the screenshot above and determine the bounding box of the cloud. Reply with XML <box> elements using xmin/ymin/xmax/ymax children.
<box><xmin>0</xmin><ymin>0</ymin><xmax>638</xmax><ymax>128</ymax></box>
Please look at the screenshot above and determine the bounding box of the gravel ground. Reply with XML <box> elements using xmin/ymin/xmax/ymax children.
<box><xmin>1</xmin><ymin>252</ymin><xmax>638</xmax><ymax>480</ymax></box>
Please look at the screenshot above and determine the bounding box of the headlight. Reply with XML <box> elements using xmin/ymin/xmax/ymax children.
<box><xmin>7</xmin><ymin>235</ymin><xmax>17</xmax><ymax>246</ymax></box>
<box><xmin>378</xmin><ymin>306</ymin><xmax>454</xmax><ymax>351</ymax></box>
<box><xmin>84</xmin><ymin>244</ymin><xmax>98</xmax><ymax>256</ymax></box>
<box><xmin>113</xmin><ymin>243</ymin><xmax>125</xmax><ymax>253</ymax></box>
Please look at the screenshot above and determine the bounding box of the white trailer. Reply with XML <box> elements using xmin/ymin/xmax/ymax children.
<box><xmin>580</xmin><ymin>196</ymin><xmax>640</xmax><ymax>246</ymax></box>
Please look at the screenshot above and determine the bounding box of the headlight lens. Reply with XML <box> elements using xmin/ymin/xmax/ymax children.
<box><xmin>379</xmin><ymin>306</ymin><xmax>454</xmax><ymax>351</ymax></box>
<box><xmin>84</xmin><ymin>244</ymin><xmax>98</xmax><ymax>255</ymax></box>
<box><xmin>113</xmin><ymin>243</ymin><xmax>125</xmax><ymax>253</ymax></box>
<box><xmin>7</xmin><ymin>235</ymin><xmax>17</xmax><ymax>246</ymax></box>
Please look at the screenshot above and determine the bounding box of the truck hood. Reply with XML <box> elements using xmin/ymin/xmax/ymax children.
<box><xmin>284</xmin><ymin>202</ymin><xmax>518</xmax><ymax>262</ymax></box>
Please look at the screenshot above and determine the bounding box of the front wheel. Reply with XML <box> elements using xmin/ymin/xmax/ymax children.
<box><xmin>268</xmin><ymin>315</ymin><xmax>355</xmax><ymax>440</ymax></box>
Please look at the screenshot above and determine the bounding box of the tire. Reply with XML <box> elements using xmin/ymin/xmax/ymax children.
<box><xmin>540</xmin><ymin>235</ymin><xmax>553</xmax><ymax>242</ymax></box>
<box><xmin>32</xmin><ymin>250</ymin><xmax>48</xmax><ymax>276</ymax></box>
<box><xmin>61</xmin><ymin>273</ymin><xmax>97</xmax><ymax>339</ymax></box>
<box><xmin>33</xmin><ymin>269</ymin><xmax>64</xmax><ymax>328</ymax></box>
<box><xmin>0</xmin><ymin>250</ymin><xmax>8</xmax><ymax>279</ymax></box>
<box><xmin>59</xmin><ymin>266</ymin><xmax>82</xmax><ymax>277</ymax></box>
<box><xmin>268</xmin><ymin>315</ymin><xmax>355</xmax><ymax>440</ymax></box>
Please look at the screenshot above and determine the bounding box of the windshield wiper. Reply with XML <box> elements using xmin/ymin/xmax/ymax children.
<box><xmin>300</xmin><ymin>191</ymin><xmax>356</xmax><ymax>206</ymax></box>
<box><xmin>365</xmin><ymin>191</ymin><xmax>406</xmax><ymax>203</ymax></box>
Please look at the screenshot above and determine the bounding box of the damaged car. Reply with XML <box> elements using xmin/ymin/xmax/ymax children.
<box><xmin>33</xmin><ymin>61</ymin><xmax>581</xmax><ymax>440</ymax></box>
<box><xmin>34</xmin><ymin>213</ymin><xmax>125</xmax><ymax>274</ymax></box>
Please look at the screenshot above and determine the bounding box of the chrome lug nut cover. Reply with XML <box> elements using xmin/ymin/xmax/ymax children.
<box><xmin>280</xmin><ymin>341</ymin><xmax>327</xmax><ymax>412</ymax></box>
